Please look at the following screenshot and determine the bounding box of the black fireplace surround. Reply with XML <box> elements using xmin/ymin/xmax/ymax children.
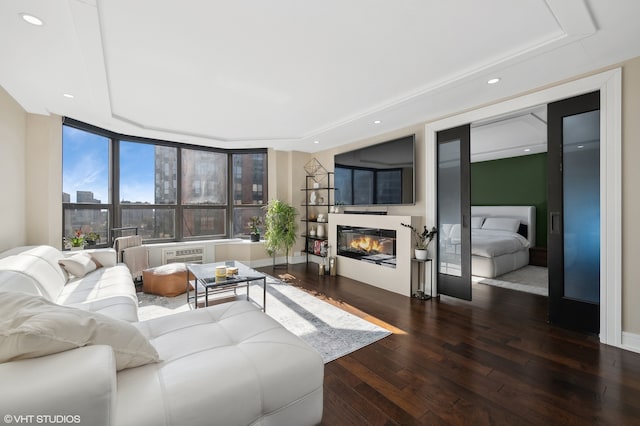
<box><xmin>337</xmin><ymin>225</ymin><xmax>397</xmax><ymax>268</ymax></box>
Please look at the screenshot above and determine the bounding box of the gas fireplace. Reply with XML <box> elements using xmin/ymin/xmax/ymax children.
<box><xmin>337</xmin><ymin>225</ymin><xmax>397</xmax><ymax>268</ymax></box>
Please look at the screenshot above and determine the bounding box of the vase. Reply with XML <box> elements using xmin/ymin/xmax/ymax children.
<box><xmin>250</xmin><ymin>233</ymin><xmax>260</xmax><ymax>242</ymax></box>
<box><xmin>70</xmin><ymin>246</ymin><xmax>83</xmax><ymax>251</ymax></box>
<box><xmin>316</xmin><ymin>224</ymin><xmax>325</xmax><ymax>238</ymax></box>
<box><xmin>415</xmin><ymin>248</ymin><xmax>428</xmax><ymax>261</ymax></box>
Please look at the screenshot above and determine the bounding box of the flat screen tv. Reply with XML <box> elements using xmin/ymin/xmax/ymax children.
<box><xmin>334</xmin><ymin>134</ymin><xmax>415</xmax><ymax>206</ymax></box>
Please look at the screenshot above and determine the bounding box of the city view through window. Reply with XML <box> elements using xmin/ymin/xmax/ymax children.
<box><xmin>62</xmin><ymin>123</ymin><xmax>267</xmax><ymax>248</ymax></box>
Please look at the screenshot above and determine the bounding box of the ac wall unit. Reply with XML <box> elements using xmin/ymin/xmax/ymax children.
<box><xmin>162</xmin><ymin>246</ymin><xmax>204</xmax><ymax>264</ymax></box>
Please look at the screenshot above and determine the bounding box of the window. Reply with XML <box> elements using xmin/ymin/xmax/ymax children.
<box><xmin>62</xmin><ymin>126</ymin><xmax>111</xmax><ymax>247</ymax></box>
<box><xmin>119</xmin><ymin>141</ymin><xmax>177</xmax><ymax>240</ymax></box>
<box><xmin>62</xmin><ymin>119</ymin><xmax>267</xmax><ymax>246</ymax></box>
<box><xmin>232</xmin><ymin>153</ymin><xmax>267</xmax><ymax>237</ymax></box>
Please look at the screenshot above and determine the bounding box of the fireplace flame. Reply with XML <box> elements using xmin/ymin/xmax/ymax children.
<box><xmin>350</xmin><ymin>236</ymin><xmax>383</xmax><ymax>253</ymax></box>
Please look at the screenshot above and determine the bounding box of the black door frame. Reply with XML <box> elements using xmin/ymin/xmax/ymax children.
<box><xmin>547</xmin><ymin>91</ymin><xmax>601</xmax><ymax>334</ymax></box>
<box><xmin>436</xmin><ymin>124</ymin><xmax>472</xmax><ymax>300</ymax></box>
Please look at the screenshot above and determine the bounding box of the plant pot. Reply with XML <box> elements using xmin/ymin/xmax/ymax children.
<box><xmin>414</xmin><ymin>248</ymin><xmax>428</xmax><ymax>261</ymax></box>
<box><xmin>250</xmin><ymin>233</ymin><xmax>260</xmax><ymax>242</ymax></box>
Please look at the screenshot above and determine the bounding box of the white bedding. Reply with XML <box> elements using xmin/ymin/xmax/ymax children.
<box><xmin>472</xmin><ymin>228</ymin><xmax>530</xmax><ymax>258</ymax></box>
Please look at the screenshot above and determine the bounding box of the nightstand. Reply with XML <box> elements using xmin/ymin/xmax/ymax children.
<box><xmin>529</xmin><ymin>246</ymin><xmax>547</xmax><ymax>267</ymax></box>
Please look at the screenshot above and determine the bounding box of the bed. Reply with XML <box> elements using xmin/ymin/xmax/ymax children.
<box><xmin>470</xmin><ymin>206</ymin><xmax>535</xmax><ymax>278</ymax></box>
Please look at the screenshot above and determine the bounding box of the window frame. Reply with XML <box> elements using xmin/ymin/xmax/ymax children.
<box><xmin>62</xmin><ymin>118</ymin><xmax>268</xmax><ymax>246</ymax></box>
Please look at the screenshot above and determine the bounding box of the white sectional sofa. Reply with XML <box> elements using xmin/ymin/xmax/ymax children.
<box><xmin>0</xmin><ymin>245</ymin><xmax>324</xmax><ymax>426</ymax></box>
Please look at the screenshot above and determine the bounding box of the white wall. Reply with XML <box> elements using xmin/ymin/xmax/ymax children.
<box><xmin>26</xmin><ymin>114</ymin><xmax>63</xmax><ymax>248</ymax></box>
<box><xmin>0</xmin><ymin>86</ymin><xmax>27</xmax><ymax>252</ymax></box>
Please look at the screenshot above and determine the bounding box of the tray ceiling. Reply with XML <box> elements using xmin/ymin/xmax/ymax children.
<box><xmin>1</xmin><ymin>0</ymin><xmax>639</xmax><ymax>152</ymax></box>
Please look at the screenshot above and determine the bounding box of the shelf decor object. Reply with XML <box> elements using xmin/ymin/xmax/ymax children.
<box><xmin>304</xmin><ymin>157</ymin><xmax>328</xmax><ymax>185</ymax></box>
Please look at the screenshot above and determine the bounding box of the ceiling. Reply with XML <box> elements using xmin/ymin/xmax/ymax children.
<box><xmin>470</xmin><ymin>105</ymin><xmax>547</xmax><ymax>162</ymax></box>
<box><xmin>1</xmin><ymin>0</ymin><xmax>639</xmax><ymax>153</ymax></box>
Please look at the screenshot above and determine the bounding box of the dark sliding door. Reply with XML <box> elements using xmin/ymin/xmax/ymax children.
<box><xmin>437</xmin><ymin>125</ymin><xmax>471</xmax><ymax>300</ymax></box>
<box><xmin>547</xmin><ymin>91</ymin><xmax>600</xmax><ymax>334</ymax></box>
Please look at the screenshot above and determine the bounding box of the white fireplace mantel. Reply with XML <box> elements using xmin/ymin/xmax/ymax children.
<box><xmin>328</xmin><ymin>213</ymin><xmax>420</xmax><ymax>296</ymax></box>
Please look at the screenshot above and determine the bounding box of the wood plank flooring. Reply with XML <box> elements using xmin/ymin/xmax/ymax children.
<box><xmin>256</xmin><ymin>263</ymin><xmax>640</xmax><ymax>425</ymax></box>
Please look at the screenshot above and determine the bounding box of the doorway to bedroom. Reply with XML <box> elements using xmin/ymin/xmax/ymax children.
<box><xmin>435</xmin><ymin>90</ymin><xmax>604</xmax><ymax>335</ymax></box>
<box><xmin>469</xmin><ymin>105</ymin><xmax>549</xmax><ymax>297</ymax></box>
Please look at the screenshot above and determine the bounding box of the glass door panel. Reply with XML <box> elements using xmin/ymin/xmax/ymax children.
<box><xmin>438</xmin><ymin>140</ymin><xmax>462</xmax><ymax>277</ymax></box>
<box><xmin>437</xmin><ymin>125</ymin><xmax>471</xmax><ymax>300</ymax></box>
<box><xmin>562</xmin><ymin>110</ymin><xmax>600</xmax><ymax>303</ymax></box>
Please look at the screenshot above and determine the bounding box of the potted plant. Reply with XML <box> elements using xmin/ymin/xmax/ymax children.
<box><xmin>263</xmin><ymin>200</ymin><xmax>298</xmax><ymax>268</ymax></box>
<box><xmin>68</xmin><ymin>229</ymin><xmax>85</xmax><ymax>250</ymax></box>
<box><xmin>401</xmin><ymin>222</ymin><xmax>437</xmax><ymax>260</ymax></box>
<box><xmin>248</xmin><ymin>216</ymin><xmax>263</xmax><ymax>242</ymax></box>
<box><xmin>85</xmin><ymin>232</ymin><xmax>101</xmax><ymax>247</ymax></box>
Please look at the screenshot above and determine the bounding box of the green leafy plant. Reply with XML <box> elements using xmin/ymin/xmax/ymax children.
<box><xmin>69</xmin><ymin>229</ymin><xmax>85</xmax><ymax>247</ymax></box>
<box><xmin>248</xmin><ymin>216</ymin><xmax>263</xmax><ymax>235</ymax></box>
<box><xmin>263</xmin><ymin>200</ymin><xmax>298</xmax><ymax>263</ymax></box>
<box><xmin>401</xmin><ymin>223</ymin><xmax>437</xmax><ymax>250</ymax></box>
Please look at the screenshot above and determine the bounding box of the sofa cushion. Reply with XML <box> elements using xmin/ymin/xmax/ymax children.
<box><xmin>0</xmin><ymin>246</ymin><xmax>67</xmax><ymax>301</ymax></box>
<box><xmin>120</xmin><ymin>301</ymin><xmax>324</xmax><ymax>426</ymax></box>
<box><xmin>58</xmin><ymin>252</ymin><xmax>98</xmax><ymax>278</ymax></box>
<box><xmin>0</xmin><ymin>291</ymin><xmax>159</xmax><ymax>371</ymax></box>
<box><xmin>58</xmin><ymin>264</ymin><xmax>139</xmax><ymax>322</ymax></box>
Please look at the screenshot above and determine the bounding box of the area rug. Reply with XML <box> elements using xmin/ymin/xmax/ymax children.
<box><xmin>137</xmin><ymin>274</ymin><xmax>391</xmax><ymax>363</ymax></box>
<box><xmin>474</xmin><ymin>265</ymin><xmax>548</xmax><ymax>296</ymax></box>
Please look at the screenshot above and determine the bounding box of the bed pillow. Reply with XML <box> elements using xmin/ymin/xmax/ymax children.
<box><xmin>0</xmin><ymin>291</ymin><xmax>160</xmax><ymax>371</ymax></box>
<box><xmin>58</xmin><ymin>252</ymin><xmax>97</xmax><ymax>278</ymax></box>
<box><xmin>482</xmin><ymin>217</ymin><xmax>520</xmax><ymax>233</ymax></box>
<box><xmin>471</xmin><ymin>216</ymin><xmax>485</xmax><ymax>229</ymax></box>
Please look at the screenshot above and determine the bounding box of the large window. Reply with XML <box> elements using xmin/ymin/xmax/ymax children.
<box><xmin>62</xmin><ymin>119</ymin><xmax>267</xmax><ymax>247</ymax></box>
<box><xmin>119</xmin><ymin>141</ymin><xmax>177</xmax><ymax>240</ymax></box>
<box><xmin>232</xmin><ymin>153</ymin><xmax>267</xmax><ymax>236</ymax></box>
<box><xmin>62</xmin><ymin>126</ymin><xmax>111</xmax><ymax>247</ymax></box>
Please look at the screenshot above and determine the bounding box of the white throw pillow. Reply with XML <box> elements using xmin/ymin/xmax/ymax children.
<box><xmin>84</xmin><ymin>249</ymin><xmax>117</xmax><ymax>268</ymax></box>
<box><xmin>0</xmin><ymin>291</ymin><xmax>159</xmax><ymax>371</ymax></box>
<box><xmin>482</xmin><ymin>217</ymin><xmax>520</xmax><ymax>233</ymax></box>
<box><xmin>58</xmin><ymin>252</ymin><xmax>97</xmax><ymax>278</ymax></box>
<box><xmin>471</xmin><ymin>216</ymin><xmax>485</xmax><ymax>229</ymax></box>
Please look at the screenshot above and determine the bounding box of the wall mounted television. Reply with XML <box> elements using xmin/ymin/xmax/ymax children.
<box><xmin>334</xmin><ymin>134</ymin><xmax>415</xmax><ymax>206</ymax></box>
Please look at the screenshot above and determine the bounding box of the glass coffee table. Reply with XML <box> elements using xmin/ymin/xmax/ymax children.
<box><xmin>186</xmin><ymin>261</ymin><xmax>267</xmax><ymax>311</ymax></box>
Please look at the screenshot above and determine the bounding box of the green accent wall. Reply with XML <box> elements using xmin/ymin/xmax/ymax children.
<box><xmin>471</xmin><ymin>153</ymin><xmax>547</xmax><ymax>247</ymax></box>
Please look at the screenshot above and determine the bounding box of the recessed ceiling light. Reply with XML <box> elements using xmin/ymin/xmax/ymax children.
<box><xmin>373</xmin><ymin>120</ymin><xmax>381</xmax><ymax>124</ymax></box>
<box><xmin>524</xmin><ymin>148</ymin><xmax>531</xmax><ymax>152</ymax></box>
<box><xmin>313</xmin><ymin>140</ymin><xmax>319</xmax><ymax>144</ymax></box>
<box><xmin>20</xmin><ymin>13</ymin><xmax>44</xmax><ymax>26</ymax></box>
<box><xmin>63</xmin><ymin>93</ymin><xmax>74</xmax><ymax>99</ymax></box>
<box><xmin>578</xmin><ymin>145</ymin><xmax>584</xmax><ymax>149</ymax></box>
<box><xmin>487</xmin><ymin>77</ymin><xmax>501</xmax><ymax>85</ymax></box>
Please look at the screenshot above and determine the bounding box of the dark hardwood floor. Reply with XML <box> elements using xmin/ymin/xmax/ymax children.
<box><xmin>256</xmin><ymin>263</ymin><xmax>640</xmax><ymax>425</ymax></box>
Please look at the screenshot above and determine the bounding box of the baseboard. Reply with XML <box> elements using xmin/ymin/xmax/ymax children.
<box><xmin>621</xmin><ymin>331</ymin><xmax>640</xmax><ymax>354</ymax></box>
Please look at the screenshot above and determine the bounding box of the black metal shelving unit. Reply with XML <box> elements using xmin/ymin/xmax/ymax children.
<box><xmin>300</xmin><ymin>172</ymin><xmax>334</xmax><ymax>264</ymax></box>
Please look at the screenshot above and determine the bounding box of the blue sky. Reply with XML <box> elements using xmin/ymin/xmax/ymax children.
<box><xmin>63</xmin><ymin>126</ymin><xmax>155</xmax><ymax>203</ymax></box>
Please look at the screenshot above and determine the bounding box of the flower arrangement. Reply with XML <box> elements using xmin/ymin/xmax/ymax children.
<box><xmin>69</xmin><ymin>229</ymin><xmax>85</xmax><ymax>248</ymax></box>
<box><xmin>401</xmin><ymin>223</ymin><xmax>437</xmax><ymax>250</ymax></box>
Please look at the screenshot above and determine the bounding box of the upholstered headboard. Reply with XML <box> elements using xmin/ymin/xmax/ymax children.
<box><xmin>471</xmin><ymin>205</ymin><xmax>536</xmax><ymax>246</ymax></box>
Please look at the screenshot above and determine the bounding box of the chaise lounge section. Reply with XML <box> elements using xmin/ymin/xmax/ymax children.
<box><xmin>0</xmin><ymin>245</ymin><xmax>324</xmax><ymax>425</ymax></box>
